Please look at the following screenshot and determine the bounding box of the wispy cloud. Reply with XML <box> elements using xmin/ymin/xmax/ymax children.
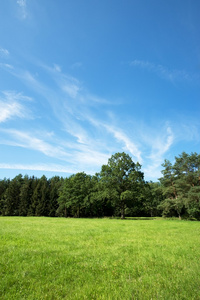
<box><xmin>0</xmin><ymin>63</ymin><xmax>13</xmax><ymax>69</ymax></box>
<box><xmin>0</xmin><ymin>163</ymin><xmax>80</xmax><ymax>175</ymax></box>
<box><xmin>0</xmin><ymin>128</ymin><xmax>71</xmax><ymax>161</ymax></box>
<box><xmin>53</xmin><ymin>64</ymin><xmax>61</xmax><ymax>72</ymax></box>
<box><xmin>0</xmin><ymin>127</ymin><xmax>109</xmax><ymax>174</ymax></box>
<box><xmin>72</xmin><ymin>149</ymin><xmax>110</xmax><ymax>172</ymax></box>
<box><xmin>149</xmin><ymin>126</ymin><xmax>174</xmax><ymax>158</ymax></box>
<box><xmin>43</xmin><ymin>63</ymin><xmax>81</xmax><ymax>99</ymax></box>
<box><xmin>172</xmin><ymin>118</ymin><xmax>200</xmax><ymax>143</ymax></box>
<box><xmin>130</xmin><ymin>59</ymin><xmax>190</xmax><ymax>82</ymax></box>
<box><xmin>62</xmin><ymin>82</ymin><xmax>80</xmax><ymax>99</ymax></box>
<box><xmin>3</xmin><ymin>65</ymin><xmax>92</xmax><ymax>146</ymax></box>
<box><xmin>17</xmin><ymin>0</ymin><xmax>28</xmax><ymax>19</ymax></box>
<box><xmin>0</xmin><ymin>91</ymin><xmax>32</xmax><ymax>123</ymax></box>
<box><xmin>71</xmin><ymin>62</ymin><xmax>83</xmax><ymax>69</ymax></box>
<box><xmin>0</xmin><ymin>62</ymin><xmax>145</xmax><ymax>175</ymax></box>
<box><xmin>143</xmin><ymin>126</ymin><xmax>174</xmax><ymax>180</ymax></box>
<box><xmin>0</xmin><ymin>47</ymin><xmax>9</xmax><ymax>57</ymax></box>
<box><xmin>0</xmin><ymin>60</ymin><xmax>184</xmax><ymax>180</ymax></box>
<box><xmin>103</xmin><ymin>124</ymin><xmax>142</xmax><ymax>163</ymax></box>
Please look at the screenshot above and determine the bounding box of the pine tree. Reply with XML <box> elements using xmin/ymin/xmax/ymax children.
<box><xmin>35</xmin><ymin>176</ymin><xmax>50</xmax><ymax>216</ymax></box>
<box><xmin>19</xmin><ymin>175</ymin><xmax>32</xmax><ymax>216</ymax></box>
<box><xmin>159</xmin><ymin>152</ymin><xmax>200</xmax><ymax>219</ymax></box>
<box><xmin>0</xmin><ymin>178</ymin><xmax>10</xmax><ymax>215</ymax></box>
<box><xmin>48</xmin><ymin>176</ymin><xmax>63</xmax><ymax>217</ymax></box>
<box><xmin>4</xmin><ymin>174</ymin><xmax>23</xmax><ymax>216</ymax></box>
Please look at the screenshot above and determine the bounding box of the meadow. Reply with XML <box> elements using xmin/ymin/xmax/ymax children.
<box><xmin>0</xmin><ymin>217</ymin><xmax>200</xmax><ymax>299</ymax></box>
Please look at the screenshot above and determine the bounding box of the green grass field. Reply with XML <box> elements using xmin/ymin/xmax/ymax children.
<box><xmin>0</xmin><ymin>217</ymin><xmax>200</xmax><ymax>299</ymax></box>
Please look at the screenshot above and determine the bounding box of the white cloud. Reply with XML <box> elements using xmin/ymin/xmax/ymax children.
<box><xmin>54</xmin><ymin>71</ymin><xmax>81</xmax><ymax>99</ymax></box>
<box><xmin>0</xmin><ymin>63</ymin><xmax>13</xmax><ymax>69</ymax></box>
<box><xmin>72</xmin><ymin>149</ymin><xmax>109</xmax><ymax>169</ymax></box>
<box><xmin>17</xmin><ymin>0</ymin><xmax>28</xmax><ymax>19</ymax></box>
<box><xmin>172</xmin><ymin>119</ymin><xmax>200</xmax><ymax>143</ymax></box>
<box><xmin>0</xmin><ymin>102</ymin><xmax>23</xmax><ymax>123</ymax></box>
<box><xmin>0</xmin><ymin>163</ymin><xmax>87</xmax><ymax>176</ymax></box>
<box><xmin>143</xmin><ymin>126</ymin><xmax>174</xmax><ymax>180</ymax></box>
<box><xmin>149</xmin><ymin>126</ymin><xmax>174</xmax><ymax>159</ymax></box>
<box><xmin>0</xmin><ymin>127</ymin><xmax>111</xmax><ymax>175</ymax></box>
<box><xmin>17</xmin><ymin>0</ymin><xmax>26</xmax><ymax>7</ymax></box>
<box><xmin>0</xmin><ymin>127</ymin><xmax>108</xmax><ymax>171</ymax></box>
<box><xmin>66</xmin><ymin>127</ymin><xmax>88</xmax><ymax>144</ymax></box>
<box><xmin>32</xmin><ymin>63</ymin><xmax>81</xmax><ymax>100</ymax></box>
<box><xmin>131</xmin><ymin>60</ymin><xmax>154</xmax><ymax>69</ymax></box>
<box><xmin>0</xmin><ymin>91</ymin><xmax>32</xmax><ymax>123</ymax></box>
<box><xmin>3</xmin><ymin>66</ymin><xmax>92</xmax><ymax>146</ymax></box>
<box><xmin>0</xmin><ymin>48</ymin><xmax>9</xmax><ymax>57</ymax></box>
<box><xmin>0</xmin><ymin>61</ymin><xmax>180</xmax><ymax>181</ymax></box>
<box><xmin>0</xmin><ymin>163</ymin><xmax>76</xmax><ymax>174</ymax></box>
<box><xmin>103</xmin><ymin>125</ymin><xmax>142</xmax><ymax>163</ymax></box>
<box><xmin>71</xmin><ymin>62</ymin><xmax>83</xmax><ymax>69</ymax></box>
<box><xmin>62</xmin><ymin>83</ymin><xmax>80</xmax><ymax>98</ymax></box>
<box><xmin>142</xmin><ymin>162</ymin><xmax>163</xmax><ymax>181</ymax></box>
<box><xmin>0</xmin><ymin>129</ymin><xmax>71</xmax><ymax>161</ymax></box>
<box><xmin>3</xmin><ymin>90</ymin><xmax>32</xmax><ymax>102</ymax></box>
<box><xmin>53</xmin><ymin>64</ymin><xmax>61</xmax><ymax>72</ymax></box>
<box><xmin>130</xmin><ymin>59</ymin><xmax>190</xmax><ymax>82</ymax></box>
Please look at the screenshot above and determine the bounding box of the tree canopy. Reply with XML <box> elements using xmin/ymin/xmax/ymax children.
<box><xmin>0</xmin><ymin>151</ymin><xmax>200</xmax><ymax>220</ymax></box>
<box><xmin>159</xmin><ymin>152</ymin><xmax>200</xmax><ymax>219</ymax></box>
<box><xmin>99</xmin><ymin>152</ymin><xmax>145</xmax><ymax>219</ymax></box>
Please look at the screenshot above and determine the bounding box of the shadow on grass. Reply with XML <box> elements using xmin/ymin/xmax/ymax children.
<box><xmin>109</xmin><ymin>217</ymin><xmax>156</xmax><ymax>220</ymax></box>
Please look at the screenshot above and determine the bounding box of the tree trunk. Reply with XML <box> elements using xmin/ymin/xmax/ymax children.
<box><xmin>64</xmin><ymin>206</ymin><xmax>67</xmax><ymax>218</ymax></box>
<box><xmin>171</xmin><ymin>180</ymin><xmax>178</xmax><ymax>199</ymax></box>
<box><xmin>121</xmin><ymin>201</ymin><xmax>125</xmax><ymax>219</ymax></box>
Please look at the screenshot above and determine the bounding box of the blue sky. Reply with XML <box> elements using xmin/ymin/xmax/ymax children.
<box><xmin>0</xmin><ymin>0</ymin><xmax>200</xmax><ymax>181</ymax></box>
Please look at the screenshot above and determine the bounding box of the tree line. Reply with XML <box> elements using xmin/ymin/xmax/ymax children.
<box><xmin>0</xmin><ymin>152</ymin><xmax>200</xmax><ymax>219</ymax></box>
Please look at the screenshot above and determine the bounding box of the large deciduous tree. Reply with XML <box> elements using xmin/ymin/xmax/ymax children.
<box><xmin>99</xmin><ymin>152</ymin><xmax>144</xmax><ymax>219</ymax></box>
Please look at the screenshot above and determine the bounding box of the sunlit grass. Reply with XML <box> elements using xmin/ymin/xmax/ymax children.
<box><xmin>0</xmin><ymin>217</ymin><xmax>200</xmax><ymax>299</ymax></box>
